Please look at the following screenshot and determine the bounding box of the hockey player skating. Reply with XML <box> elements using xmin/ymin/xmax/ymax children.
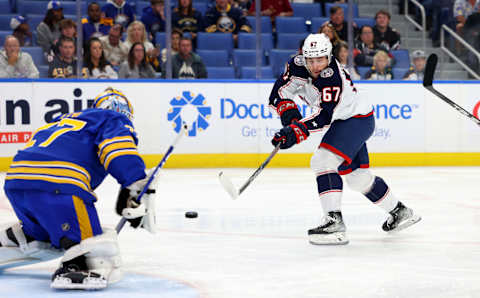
<box><xmin>269</xmin><ymin>33</ymin><xmax>421</xmax><ymax>245</ymax></box>
<box><xmin>0</xmin><ymin>88</ymin><xmax>155</xmax><ymax>289</ymax></box>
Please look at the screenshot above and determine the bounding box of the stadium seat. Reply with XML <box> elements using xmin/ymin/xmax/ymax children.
<box><xmin>154</xmin><ymin>32</ymin><xmax>165</xmax><ymax>47</ymax></box>
<box><xmin>310</xmin><ymin>17</ymin><xmax>329</xmax><ymax>33</ymax></box>
<box><xmin>269</xmin><ymin>49</ymin><xmax>296</xmax><ymax>77</ymax></box>
<box><xmin>325</xmin><ymin>3</ymin><xmax>359</xmax><ymax>18</ymax></box>
<box><xmin>232</xmin><ymin>49</ymin><xmax>266</xmax><ymax>67</ymax></box>
<box><xmin>391</xmin><ymin>49</ymin><xmax>410</xmax><ymax>68</ymax></box>
<box><xmin>354</xmin><ymin>17</ymin><xmax>375</xmax><ymax>29</ymax></box>
<box><xmin>206</xmin><ymin>66</ymin><xmax>235</xmax><ymax>79</ymax></box>
<box><xmin>237</xmin><ymin>33</ymin><xmax>273</xmax><ymax>53</ymax></box>
<box><xmin>291</xmin><ymin>3</ymin><xmax>322</xmax><ymax>20</ymax></box>
<box><xmin>0</xmin><ymin>0</ymin><xmax>11</xmax><ymax>14</ymax></box>
<box><xmin>197</xmin><ymin>32</ymin><xmax>234</xmax><ymax>54</ymax></box>
<box><xmin>136</xmin><ymin>1</ymin><xmax>150</xmax><ymax>15</ymax></box>
<box><xmin>27</xmin><ymin>14</ymin><xmax>44</xmax><ymax>31</ymax></box>
<box><xmin>0</xmin><ymin>14</ymin><xmax>16</xmax><ymax>31</ymax></box>
<box><xmin>240</xmin><ymin>66</ymin><xmax>274</xmax><ymax>79</ymax></box>
<box><xmin>276</xmin><ymin>33</ymin><xmax>309</xmax><ymax>50</ymax></box>
<box><xmin>245</xmin><ymin>16</ymin><xmax>272</xmax><ymax>33</ymax></box>
<box><xmin>196</xmin><ymin>49</ymin><xmax>230</xmax><ymax>67</ymax></box>
<box><xmin>357</xmin><ymin>66</ymin><xmax>370</xmax><ymax>79</ymax></box>
<box><xmin>37</xmin><ymin>64</ymin><xmax>49</xmax><ymax>78</ymax></box>
<box><xmin>22</xmin><ymin>46</ymin><xmax>46</xmax><ymax>65</ymax></box>
<box><xmin>192</xmin><ymin>2</ymin><xmax>207</xmax><ymax>15</ymax></box>
<box><xmin>393</xmin><ymin>68</ymin><xmax>409</xmax><ymax>80</ymax></box>
<box><xmin>60</xmin><ymin>2</ymin><xmax>87</xmax><ymax>15</ymax></box>
<box><xmin>275</xmin><ymin>17</ymin><xmax>306</xmax><ymax>33</ymax></box>
<box><xmin>19</xmin><ymin>1</ymin><xmax>87</xmax><ymax>15</ymax></box>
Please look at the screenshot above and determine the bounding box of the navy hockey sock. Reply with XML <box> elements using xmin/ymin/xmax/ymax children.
<box><xmin>316</xmin><ymin>172</ymin><xmax>343</xmax><ymax>195</ymax></box>
<box><xmin>364</xmin><ymin>177</ymin><xmax>389</xmax><ymax>203</ymax></box>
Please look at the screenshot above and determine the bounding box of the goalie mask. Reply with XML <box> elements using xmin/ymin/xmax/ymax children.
<box><xmin>93</xmin><ymin>88</ymin><xmax>134</xmax><ymax>121</ymax></box>
<box><xmin>302</xmin><ymin>33</ymin><xmax>333</xmax><ymax>64</ymax></box>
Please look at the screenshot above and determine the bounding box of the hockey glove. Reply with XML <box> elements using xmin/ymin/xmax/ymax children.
<box><xmin>274</xmin><ymin>98</ymin><xmax>303</xmax><ymax>126</ymax></box>
<box><xmin>271</xmin><ymin>120</ymin><xmax>310</xmax><ymax>149</ymax></box>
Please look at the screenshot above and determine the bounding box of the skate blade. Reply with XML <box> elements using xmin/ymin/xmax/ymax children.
<box><xmin>0</xmin><ymin>258</ymin><xmax>39</xmax><ymax>271</ymax></box>
<box><xmin>388</xmin><ymin>214</ymin><xmax>422</xmax><ymax>233</ymax></box>
<box><xmin>51</xmin><ymin>277</ymin><xmax>107</xmax><ymax>290</ymax></box>
<box><xmin>309</xmin><ymin>232</ymin><xmax>349</xmax><ymax>245</ymax></box>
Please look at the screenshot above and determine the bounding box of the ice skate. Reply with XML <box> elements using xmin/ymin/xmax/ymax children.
<box><xmin>382</xmin><ymin>202</ymin><xmax>421</xmax><ymax>233</ymax></box>
<box><xmin>308</xmin><ymin>211</ymin><xmax>349</xmax><ymax>245</ymax></box>
<box><xmin>51</xmin><ymin>263</ymin><xmax>107</xmax><ymax>290</ymax></box>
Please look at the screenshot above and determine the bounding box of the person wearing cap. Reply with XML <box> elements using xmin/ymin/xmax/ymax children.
<box><xmin>403</xmin><ymin>50</ymin><xmax>426</xmax><ymax>80</ymax></box>
<box><xmin>36</xmin><ymin>0</ymin><xmax>64</xmax><ymax>54</ymax></box>
<box><xmin>373</xmin><ymin>9</ymin><xmax>401</xmax><ymax>51</ymax></box>
<box><xmin>141</xmin><ymin>0</ymin><xmax>166</xmax><ymax>44</ymax></box>
<box><xmin>11</xmin><ymin>16</ymin><xmax>32</xmax><ymax>47</ymax></box>
<box><xmin>82</xmin><ymin>2</ymin><xmax>112</xmax><ymax>43</ymax></box>
<box><xmin>101</xmin><ymin>0</ymin><xmax>136</xmax><ymax>29</ymax></box>
<box><xmin>0</xmin><ymin>35</ymin><xmax>39</xmax><ymax>78</ymax></box>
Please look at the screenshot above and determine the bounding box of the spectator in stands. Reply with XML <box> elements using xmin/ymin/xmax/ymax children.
<box><xmin>403</xmin><ymin>49</ymin><xmax>426</xmax><ymax>80</ymax></box>
<box><xmin>205</xmin><ymin>0</ymin><xmax>252</xmax><ymax>43</ymax></box>
<box><xmin>118</xmin><ymin>42</ymin><xmax>156</xmax><ymax>78</ymax></box>
<box><xmin>430</xmin><ymin>0</ymin><xmax>455</xmax><ymax>47</ymax></box>
<box><xmin>0</xmin><ymin>36</ymin><xmax>39</xmax><ymax>78</ymax></box>
<box><xmin>100</xmin><ymin>24</ymin><xmax>129</xmax><ymax>66</ymax></box>
<box><xmin>10</xmin><ymin>16</ymin><xmax>32</xmax><ymax>47</ymax></box>
<box><xmin>48</xmin><ymin>36</ymin><xmax>86</xmax><ymax>78</ymax></box>
<box><xmin>163</xmin><ymin>37</ymin><xmax>207</xmax><ymax>79</ymax></box>
<box><xmin>172</xmin><ymin>0</ymin><xmax>203</xmax><ymax>43</ymax></box>
<box><xmin>102</xmin><ymin>0</ymin><xmax>136</xmax><ymax>29</ymax></box>
<box><xmin>48</xmin><ymin>19</ymin><xmax>76</xmax><ymax>58</ymax></box>
<box><xmin>319</xmin><ymin>23</ymin><xmax>341</xmax><ymax>53</ymax></box>
<box><xmin>334</xmin><ymin>42</ymin><xmax>360</xmax><ymax>80</ymax></box>
<box><xmin>373</xmin><ymin>9</ymin><xmax>401</xmax><ymax>51</ymax></box>
<box><xmin>324</xmin><ymin>5</ymin><xmax>358</xmax><ymax>42</ymax></box>
<box><xmin>353</xmin><ymin>25</ymin><xmax>391</xmax><ymax>67</ymax></box>
<box><xmin>316</xmin><ymin>0</ymin><xmax>346</xmax><ymax>20</ymax></box>
<box><xmin>124</xmin><ymin>21</ymin><xmax>160</xmax><ymax>71</ymax></box>
<box><xmin>454</xmin><ymin>0</ymin><xmax>479</xmax><ymax>35</ymax></box>
<box><xmin>84</xmin><ymin>37</ymin><xmax>118</xmax><ymax>79</ymax></box>
<box><xmin>82</xmin><ymin>2</ymin><xmax>112</xmax><ymax>43</ymax></box>
<box><xmin>248</xmin><ymin>0</ymin><xmax>293</xmax><ymax>23</ymax></box>
<box><xmin>161</xmin><ymin>29</ymin><xmax>182</xmax><ymax>63</ymax></box>
<box><xmin>141</xmin><ymin>0</ymin><xmax>166</xmax><ymax>44</ymax></box>
<box><xmin>365</xmin><ymin>51</ymin><xmax>393</xmax><ymax>80</ymax></box>
<box><xmin>37</xmin><ymin>0</ymin><xmax>64</xmax><ymax>55</ymax></box>
<box><xmin>464</xmin><ymin>5</ymin><xmax>480</xmax><ymax>72</ymax></box>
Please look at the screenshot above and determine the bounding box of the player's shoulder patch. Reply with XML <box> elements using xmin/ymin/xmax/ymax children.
<box><xmin>294</xmin><ymin>55</ymin><xmax>305</xmax><ymax>66</ymax></box>
<box><xmin>320</xmin><ymin>67</ymin><xmax>334</xmax><ymax>78</ymax></box>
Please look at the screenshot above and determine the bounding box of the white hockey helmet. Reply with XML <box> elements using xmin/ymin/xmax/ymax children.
<box><xmin>302</xmin><ymin>33</ymin><xmax>333</xmax><ymax>64</ymax></box>
<box><xmin>93</xmin><ymin>87</ymin><xmax>134</xmax><ymax>121</ymax></box>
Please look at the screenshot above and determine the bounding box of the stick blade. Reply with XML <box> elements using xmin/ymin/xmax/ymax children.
<box><xmin>423</xmin><ymin>53</ymin><xmax>438</xmax><ymax>87</ymax></box>
<box><xmin>218</xmin><ymin>171</ymin><xmax>239</xmax><ymax>199</ymax></box>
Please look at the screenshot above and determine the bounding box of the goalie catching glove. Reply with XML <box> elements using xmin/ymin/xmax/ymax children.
<box><xmin>271</xmin><ymin>120</ymin><xmax>310</xmax><ymax>149</ymax></box>
<box><xmin>115</xmin><ymin>172</ymin><xmax>157</xmax><ymax>233</ymax></box>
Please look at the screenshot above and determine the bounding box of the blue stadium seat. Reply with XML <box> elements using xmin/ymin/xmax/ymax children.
<box><xmin>275</xmin><ymin>17</ymin><xmax>306</xmax><ymax>33</ymax></box>
<box><xmin>0</xmin><ymin>14</ymin><xmax>16</xmax><ymax>31</ymax></box>
<box><xmin>310</xmin><ymin>17</ymin><xmax>329</xmax><ymax>33</ymax></box>
<box><xmin>357</xmin><ymin>66</ymin><xmax>370</xmax><ymax>79</ymax></box>
<box><xmin>393</xmin><ymin>67</ymin><xmax>408</xmax><ymax>80</ymax></box>
<box><xmin>391</xmin><ymin>49</ymin><xmax>410</xmax><ymax>68</ymax></box>
<box><xmin>61</xmin><ymin>2</ymin><xmax>87</xmax><ymax>15</ymax></box>
<box><xmin>245</xmin><ymin>16</ymin><xmax>272</xmax><ymax>33</ymax></box>
<box><xmin>136</xmin><ymin>1</ymin><xmax>150</xmax><ymax>15</ymax></box>
<box><xmin>155</xmin><ymin>32</ymin><xmax>166</xmax><ymax>48</ymax></box>
<box><xmin>196</xmin><ymin>49</ymin><xmax>229</xmax><ymax>67</ymax></box>
<box><xmin>0</xmin><ymin>30</ymin><xmax>10</xmax><ymax>46</ymax></box>
<box><xmin>325</xmin><ymin>3</ymin><xmax>358</xmax><ymax>18</ymax></box>
<box><xmin>354</xmin><ymin>17</ymin><xmax>375</xmax><ymax>29</ymax></box>
<box><xmin>197</xmin><ymin>32</ymin><xmax>233</xmax><ymax>54</ymax></box>
<box><xmin>22</xmin><ymin>46</ymin><xmax>46</xmax><ymax>65</ymax></box>
<box><xmin>192</xmin><ymin>2</ymin><xmax>207</xmax><ymax>15</ymax></box>
<box><xmin>206</xmin><ymin>66</ymin><xmax>235</xmax><ymax>79</ymax></box>
<box><xmin>37</xmin><ymin>64</ymin><xmax>49</xmax><ymax>78</ymax></box>
<box><xmin>269</xmin><ymin>49</ymin><xmax>296</xmax><ymax>77</ymax></box>
<box><xmin>232</xmin><ymin>49</ymin><xmax>266</xmax><ymax>67</ymax></box>
<box><xmin>237</xmin><ymin>33</ymin><xmax>273</xmax><ymax>53</ymax></box>
<box><xmin>276</xmin><ymin>33</ymin><xmax>308</xmax><ymax>50</ymax></box>
<box><xmin>27</xmin><ymin>14</ymin><xmax>45</xmax><ymax>31</ymax></box>
<box><xmin>19</xmin><ymin>0</ymin><xmax>87</xmax><ymax>15</ymax></box>
<box><xmin>240</xmin><ymin>66</ymin><xmax>274</xmax><ymax>79</ymax></box>
<box><xmin>0</xmin><ymin>1</ymin><xmax>11</xmax><ymax>14</ymax></box>
<box><xmin>291</xmin><ymin>3</ymin><xmax>322</xmax><ymax>20</ymax></box>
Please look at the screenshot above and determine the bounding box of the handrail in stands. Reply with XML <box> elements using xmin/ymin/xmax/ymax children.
<box><xmin>440</xmin><ymin>25</ymin><xmax>480</xmax><ymax>80</ymax></box>
<box><xmin>404</xmin><ymin>0</ymin><xmax>426</xmax><ymax>51</ymax></box>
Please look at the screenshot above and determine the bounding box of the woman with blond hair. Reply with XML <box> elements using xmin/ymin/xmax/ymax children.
<box><xmin>124</xmin><ymin>21</ymin><xmax>159</xmax><ymax>57</ymax></box>
<box><xmin>364</xmin><ymin>50</ymin><xmax>393</xmax><ymax>80</ymax></box>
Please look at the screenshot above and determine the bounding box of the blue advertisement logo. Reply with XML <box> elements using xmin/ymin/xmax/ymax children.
<box><xmin>167</xmin><ymin>91</ymin><xmax>212</xmax><ymax>136</ymax></box>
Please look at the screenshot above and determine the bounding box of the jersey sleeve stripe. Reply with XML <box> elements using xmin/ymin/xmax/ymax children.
<box><xmin>103</xmin><ymin>149</ymin><xmax>141</xmax><ymax>170</ymax></box>
<box><xmin>9</xmin><ymin>161</ymin><xmax>91</xmax><ymax>182</ymax></box>
<box><xmin>98</xmin><ymin>141</ymin><xmax>137</xmax><ymax>164</ymax></box>
<box><xmin>98</xmin><ymin>135</ymin><xmax>135</xmax><ymax>152</ymax></box>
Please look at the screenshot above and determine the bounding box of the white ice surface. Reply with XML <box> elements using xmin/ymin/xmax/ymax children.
<box><xmin>0</xmin><ymin>167</ymin><xmax>479</xmax><ymax>298</ymax></box>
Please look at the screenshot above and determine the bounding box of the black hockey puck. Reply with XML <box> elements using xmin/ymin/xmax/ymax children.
<box><xmin>185</xmin><ymin>211</ymin><xmax>198</xmax><ymax>218</ymax></box>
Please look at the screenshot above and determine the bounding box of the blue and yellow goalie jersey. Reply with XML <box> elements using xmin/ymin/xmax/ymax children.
<box><xmin>4</xmin><ymin>109</ymin><xmax>146</xmax><ymax>203</ymax></box>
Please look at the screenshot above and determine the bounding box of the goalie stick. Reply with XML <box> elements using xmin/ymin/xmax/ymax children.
<box><xmin>423</xmin><ymin>53</ymin><xmax>480</xmax><ymax>126</ymax></box>
<box><xmin>218</xmin><ymin>144</ymin><xmax>281</xmax><ymax>199</ymax></box>
<box><xmin>115</xmin><ymin>124</ymin><xmax>188</xmax><ymax>233</ymax></box>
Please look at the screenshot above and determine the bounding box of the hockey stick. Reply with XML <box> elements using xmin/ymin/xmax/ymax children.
<box><xmin>218</xmin><ymin>144</ymin><xmax>281</xmax><ymax>199</ymax></box>
<box><xmin>116</xmin><ymin>124</ymin><xmax>188</xmax><ymax>233</ymax></box>
<box><xmin>423</xmin><ymin>53</ymin><xmax>480</xmax><ymax>126</ymax></box>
